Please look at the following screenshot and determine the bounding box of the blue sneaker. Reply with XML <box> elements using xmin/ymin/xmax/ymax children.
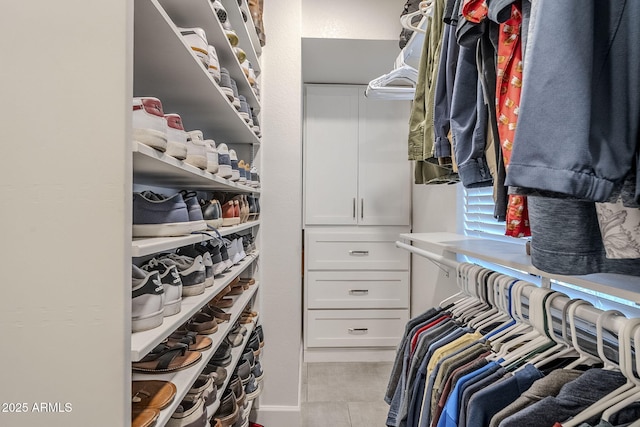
<box><xmin>133</xmin><ymin>191</ymin><xmax>206</xmax><ymax>237</ymax></box>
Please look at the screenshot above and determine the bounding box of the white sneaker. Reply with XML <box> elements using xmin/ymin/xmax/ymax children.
<box><xmin>204</xmin><ymin>139</ymin><xmax>219</xmax><ymax>174</ymax></box>
<box><xmin>233</xmin><ymin>46</ymin><xmax>246</xmax><ymax>63</ymax></box>
<box><xmin>131</xmin><ymin>265</ymin><xmax>164</xmax><ymax>332</ymax></box>
<box><xmin>178</xmin><ymin>27</ymin><xmax>209</xmax><ymax>68</ymax></box>
<box><xmin>164</xmin><ymin>114</ymin><xmax>188</xmax><ymax>159</ymax></box>
<box><xmin>132</xmin><ymin>97</ymin><xmax>167</xmax><ymax>151</ymax></box>
<box><xmin>141</xmin><ymin>259</ymin><xmax>183</xmax><ymax>317</ymax></box>
<box><xmin>216</xmin><ymin>143</ymin><xmax>233</xmax><ymax>179</ymax></box>
<box><xmin>185</xmin><ymin>130</ymin><xmax>208</xmax><ymax>170</ymax></box>
<box><xmin>207</xmin><ymin>45</ymin><xmax>221</xmax><ymax>83</ymax></box>
<box><xmin>229</xmin><ymin>149</ymin><xmax>240</xmax><ymax>181</ymax></box>
<box><xmin>159</xmin><ymin>254</ymin><xmax>206</xmax><ymax>297</ymax></box>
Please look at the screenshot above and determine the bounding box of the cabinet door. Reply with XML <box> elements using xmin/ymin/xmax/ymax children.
<box><xmin>304</xmin><ymin>85</ymin><xmax>359</xmax><ymax>225</ymax></box>
<box><xmin>357</xmin><ymin>94</ymin><xmax>411</xmax><ymax>226</ymax></box>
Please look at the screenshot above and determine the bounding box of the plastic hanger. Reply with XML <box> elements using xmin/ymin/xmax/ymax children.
<box><xmin>468</xmin><ymin>274</ymin><xmax>503</xmax><ymax>329</ymax></box>
<box><xmin>561</xmin><ymin>317</ymin><xmax>640</xmax><ymax>427</ymax></box>
<box><xmin>564</xmin><ymin>300</ymin><xmax>601</xmax><ymax>369</ymax></box>
<box><xmin>399</xmin><ymin>0</ymin><xmax>434</xmax><ymax>33</ymax></box>
<box><xmin>487</xmin><ymin>281</ymin><xmax>534</xmax><ymax>347</ymax></box>
<box><xmin>597</xmin><ymin>310</ymin><xmax>625</xmax><ymax>370</ymax></box>
<box><xmin>529</xmin><ymin>292</ymin><xmax>578</xmax><ymax>367</ymax></box>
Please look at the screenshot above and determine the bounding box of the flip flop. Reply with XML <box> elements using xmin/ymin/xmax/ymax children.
<box><xmin>132</xmin><ymin>343</ymin><xmax>202</xmax><ymax>373</ymax></box>
<box><xmin>167</xmin><ymin>331</ymin><xmax>213</xmax><ymax>351</ymax></box>
<box><xmin>132</xmin><ymin>380</ymin><xmax>177</xmax><ymax>410</ymax></box>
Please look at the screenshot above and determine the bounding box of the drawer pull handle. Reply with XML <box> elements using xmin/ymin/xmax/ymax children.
<box><xmin>349</xmin><ymin>250</ymin><xmax>369</xmax><ymax>256</ymax></box>
<box><xmin>348</xmin><ymin>328</ymin><xmax>369</xmax><ymax>335</ymax></box>
<box><xmin>349</xmin><ymin>289</ymin><xmax>369</xmax><ymax>296</ymax></box>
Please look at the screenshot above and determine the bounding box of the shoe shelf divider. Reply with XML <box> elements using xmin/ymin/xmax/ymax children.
<box><xmin>399</xmin><ymin>232</ymin><xmax>640</xmax><ymax>304</ymax></box>
<box><xmin>220</xmin><ymin>0</ymin><xmax>262</xmax><ymax>76</ymax></box>
<box><xmin>158</xmin><ymin>0</ymin><xmax>261</xmax><ymax>113</ymax></box>
<box><xmin>238</xmin><ymin>1</ymin><xmax>262</xmax><ymax>58</ymax></box>
<box><xmin>132</xmin><ymin>222</ymin><xmax>260</xmax><ymax>258</ymax></box>
<box><xmin>132</xmin><ymin>283</ymin><xmax>260</xmax><ymax>427</ymax></box>
<box><xmin>133</xmin><ymin>141</ymin><xmax>261</xmax><ymax>192</ymax></box>
<box><xmin>207</xmin><ymin>315</ymin><xmax>258</xmax><ymax>418</ymax></box>
<box><xmin>135</xmin><ymin>0</ymin><xmax>260</xmax><ymax>143</ymax></box>
<box><xmin>131</xmin><ymin>252</ymin><xmax>260</xmax><ymax>361</ymax></box>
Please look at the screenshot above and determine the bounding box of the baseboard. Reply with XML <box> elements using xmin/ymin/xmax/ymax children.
<box><xmin>303</xmin><ymin>348</ymin><xmax>397</xmax><ymax>363</ymax></box>
<box><xmin>251</xmin><ymin>405</ymin><xmax>301</xmax><ymax>425</ymax></box>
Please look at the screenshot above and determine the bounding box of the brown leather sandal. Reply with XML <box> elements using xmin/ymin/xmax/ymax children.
<box><xmin>132</xmin><ymin>380</ymin><xmax>177</xmax><ymax>410</ymax></box>
<box><xmin>132</xmin><ymin>343</ymin><xmax>202</xmax><ymax>373</ymax></box>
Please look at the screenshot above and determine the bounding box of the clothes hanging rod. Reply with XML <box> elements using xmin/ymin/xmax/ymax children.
<box><xmin>395</xmin><ymin>240</ymin><xmax>460</xmax><ymax>269</ymax></box>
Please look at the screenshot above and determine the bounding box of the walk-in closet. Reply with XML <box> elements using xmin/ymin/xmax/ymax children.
<box><xmin>2</xmin><ymin>1</ymin><xmax>639</xmax><ymax>427</ymax></box>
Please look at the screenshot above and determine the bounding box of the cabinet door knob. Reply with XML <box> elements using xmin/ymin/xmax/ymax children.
<box><xmin>349</xmin><ymin>250</ymin><xmax>369</xmax><ymax>256</ymax></box>
<box><xmin>349</xmin><ymin>289</ymin><xmax>369</xmax><ymax>295</ymax></box>
<box><xmin>348</xmin><ymin>328</ymin><xmax>369</xmax><ymax>335</ymax></box>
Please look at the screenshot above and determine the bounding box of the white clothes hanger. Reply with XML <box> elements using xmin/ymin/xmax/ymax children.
<box><xmin>487</xmin><ymin>281</ymin><xmax>536</xmax><ymax>356</ymax></box>
<box><xmin>562</xmin><ymin>317</ymin><xmax>640</xmax><ymax>427</ymax></box>
<box><xmin>564</xmin><ymin>300</ymin><xmax>602</xmax><ymax>369</ymax></box>
<box><xmin>597</xmin><ymin>310</ymin><xmax>626</xmax><ymax>370</ymax></box>
<box><xmin>399</xmin><ymin>0</ymin><xmax>434</xmax><ymax>33</ymax></box>
<box><xmin>468</xmin><ymin>274</ymin><xmax>504</xmax><ymax>329</ymax></box>
<box><xmin>473</xmin><ymin>275</ymin><xmax>514</xmax><ymax>331</ymax></box>
<box><xmin>529</xmin><ymin>292</ymin><xmax>579</xmax><ymax>367</ymax></box>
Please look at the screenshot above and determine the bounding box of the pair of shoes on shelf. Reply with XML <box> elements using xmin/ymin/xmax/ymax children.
<box><xmin>248</xmin><ymin>0</ymin><xmax>266</xmax><ymax>47</ymax></box>
<box><xmin>132</xmin><ymin>380</ymin><xmax>177</xmax><ymax>427</ymax></box>
<box><xmin>216</xmin><ymin>142</ymin><xmax>246</xmax><ymax>182</ymax></box>
<box><xmin>133</xmin><ymin>189</ymin><xmax>208</xmax><ymax>238</ymax></box>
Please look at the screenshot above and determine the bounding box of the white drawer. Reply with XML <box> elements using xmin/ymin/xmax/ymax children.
<box><xmin>306</xmin><ymin>231</ymin><xmax>409</xmax><ymax>270</ymax></box>
<box><xmin>306</xmin><ymin>309</ymin><xmax>409</xmax><ymax>348</ymax></box>
<box><xmin>307</xmin><ymin>271</ymin><xmax>409</xmax><ymax>309</ymax></box>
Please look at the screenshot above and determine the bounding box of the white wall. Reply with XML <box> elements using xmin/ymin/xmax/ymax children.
<box><xmin>255</xmin><ymin>0</ymin><xmax>303</xmax><ymax>424</ymax></box>
<box><xmin>302</xmin><ymin>0</ymin><xmax>405</xmax><ymax>40</ymax></box>
<box><xmin>410</xmin><ymin>184</ymin><xmax>460</xmax><ymax>315</ymax></box>
<box><xmin>0</xmin><ymin>2</ymin><xmax>131</xmax><ymax>427</ymax></box>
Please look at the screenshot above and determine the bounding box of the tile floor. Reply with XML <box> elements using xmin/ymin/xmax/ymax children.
<box><xmin>301</xmin><ymin>362</ymin><xmax>393</xmax><ymax>427</ymax></box>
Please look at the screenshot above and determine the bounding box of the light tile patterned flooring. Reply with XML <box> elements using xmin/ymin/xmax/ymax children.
<box><xmin>301</xmin><ymin>362</ymin><xmax>393</xmax><ymax>427</ymax></box>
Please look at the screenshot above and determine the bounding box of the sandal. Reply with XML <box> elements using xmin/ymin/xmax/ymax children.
<box><xmin>132</xmin><ymin>408</ymin><xmax>160</xmax><ymax>427</ymax></box>
<box><xmin>132</xmin><ymin>380</ymin><xmax>177</xmax><ymax>410</ymax></box>
<box><xmin>167</xmin><ymin>331</ymin><xmax>213</xmax><ymax>351</ymax></box>
<box><xmin>132</xmin><ymin>343</ymin><xmax>202</xmax><ymax>373</ymax></box>
<box><xmin>185</xmin><ymin>312</ymin><xmax>218</xmax><ymax>335</ymax></box>
<box><xmin>202</xmin><ymin>304</ymin><xmax>231</xmax><ymax>323</ymax></box>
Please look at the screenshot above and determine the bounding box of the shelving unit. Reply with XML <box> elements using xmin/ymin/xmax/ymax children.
<box><xmin>399</xmin><ymin>232</ymin><xmax>640</xmax><ymax>304</ymax></box>
<box><xmin>132</xmin><ymin>284</ymin><xmax>260</xmax><ymax>427</ymax></box>
<box><xmin>131</xmin><ymin>253</ymin><xmax>260</xmax><ymax>360</ymax></box>
<box><xmin>238</xmin><ymin>1</ymin><xmax>263</xmax><ymax>59</ymax></box>
<box><xmin>132</xmin><ymin>0</ymin><xmax>264</xmax><ymax>424</ymax></box>
<box><xmin>221</xmin><ymin>0</ymin><xmax>262</xmax><ymax>76</ymax></box>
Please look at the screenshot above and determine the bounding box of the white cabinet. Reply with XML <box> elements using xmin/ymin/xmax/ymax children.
<box><xmin>303</xmin><ymin>85</ymin><xmax>411</xmax><ymax>226</ymax></box>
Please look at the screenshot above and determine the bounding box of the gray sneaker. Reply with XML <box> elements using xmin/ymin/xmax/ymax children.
<box><xmin>133</xmin><ymin>191</ymin><xmax>205</xmax><ymax>237</ymax></box>
<box><xmin>158</xmin><ymin>254</ymin><xmax>206</xmax><ymax>296</ymax></box>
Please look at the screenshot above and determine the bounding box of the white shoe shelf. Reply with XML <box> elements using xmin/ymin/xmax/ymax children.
<box><xmin>132</xmin><ymin>252</ymin><xmax>260</xmax><ymax>361</ymax></box>
<box><xmin>399</xmin><ymin>232</ymin><xmax>640</xmax><ymax>304</ymax></box>
<box><xmin>133</xmin><ymin>222</ymin><xmax>260</xmax><ymax>258</ymax></box>
<box><xmin>133</xmin><ymin>141</ymin><xmax>260</xmax><ymax>192</ymax></box>
<box><xmin>237</xmin><ymin>0</ymin><xmax>262</xmax><ymax>59</ymax></box>
<box><xmin>135</xmin><ymin>0</ymin><xmax>260</xmax><ymax>143</ymax></box>
<box><xmin>132</xmin><ymin>283</ymin><xmax>260</xmax><ymax>427</ymax></box>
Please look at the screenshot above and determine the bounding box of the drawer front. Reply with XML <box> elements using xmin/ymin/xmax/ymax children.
<box><xmin>306</xmin><ymin>232</ymin><xmax>409</xmax><ymax>270</ymax></box>
<box><xmin>307</xmin><ymin>271</ymin><xmax>409</xmax><ymax>309</ymax></box>
<box><xmin>306</xmin><ymin>309</ymin><xmax>409</xmax><ymax>348</ymax></box>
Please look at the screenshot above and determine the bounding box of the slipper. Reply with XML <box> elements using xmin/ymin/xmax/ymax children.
<box><xmin>227</xmin><ymin>286</ymin><xmax>244</xmax><ymax>296</ymax></box>
<box><xmin>132</xmin><ymin>343</ymin><xmax>202</xmax><ymax>373</ymax></box>
<box><xmin>186</xmin><ymin>312</ymin><xmax>218</xmax><ymax>335</ymax></box>
<box><xmin>132</xmin><ymin>380</ymin><xmax>177</xmax><ymax>410</ymax></box>
<box><xmin>167</xmin><ymin>331</ymin><xmax>212</xmax><ymax>351</ymax></box>
<box><xmin>202</xmin><ymin>304</ymin><xmax>231</xmax><ymax>323</ymax></box>
<box><xmin>132</xmin><ymin>407</ymin><xmax>160</xmax><ymax>427</ymax></box>
<box><xmin>216</xmin><ymin>297</ymin><xmax>234</xmax><ymax>308</ymax></box>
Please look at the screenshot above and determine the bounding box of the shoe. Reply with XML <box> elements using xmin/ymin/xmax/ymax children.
<box><xmin>184</xmin><ymin>311</ymin><xmax>218</xmax><ymax>335</ymax></box>
<box><xmin>141</xmin><ymin>259</ymin><xmax>182</xmax><ymax>317</ymax></box>
<box><xmin>249</xmin><ymin>166</ymin><xmax>259</xmax><ymax>188</ymax></box>
<box><xmin>237</xmin><ymin>161</ymin><xmax>247</xmax><ymax>184</ymax></box>
<box><xmin>251</xmin><ymin>111</ymin><xmax>261</xmax><ymax>137</ymax></box>
<box><xmin>158</xmin><ymin>253</ymin><xmax>206</xmax><ymax>296</ymax></box>
<box><xmin>229</xmin><ymin>150</ymin><xmax>240</xmax><ymax>181</ymax></box>
<box><xmin>213</xmin><ymin>389</ymin><xmax>240</xmax><ymax>427</ymax></box>
<box><xmin>219</xmin><ymin>67</ymin><xmax>236</xmax><ymax>103</ymax></box>
<box><xmin>202</xmin><ymin>363</ymin><xmax>227</xmax><ymax>388</ymax></box>
<box><xmin>219</xmin><ymin>240</ymin><xmax>233</xmax><ymax>270</ymax></box>
<box><xmin>247</xmin><ymin>331</ymin><xmax>261</xmax><ymax>357</ymax></box>
<box><xmin>244</xmin><ymin>374</ymin><xmax>262</xmax><ymax>401</ymax></box>
<box><xmin>179</xmin><ymin>190</ymin><xmax>208</xmax><ymax>229</ymax></box>
<box><xmin>254</xmin><ymin>196</ymin><xmax>260</xmax><ymax>217</ymax></box>
<box><xmin>241</xmin><ymin>348</ymin><xmax>255</xmax><ymax>368</ymax></box>
<box><xmin>212</xmin><ymin>1</ymin><xmax>239</xmax><ymax>47</ymax></box>
<box><xmin>240</xmin><ymin>59</ymin><xmax>252</xmax><ymax>80</ymax></box>
<box><xmin>221</xmin><ymin>200</ymin><xmax>240</xmax><ymax>226</ymax></box>
<box><xmin>132</xmin><ymin>97</ymin><xmax>167</xmax><ymax>151</ymax></box>
<box><xmin>251</xmin><ymin>359</ymin><xmax>264</xmax><ymax>382</ymax></box>
<box><xmin>203</xmin><ymin>303</ymin><xmax>231</xmax><ymax>323</ymax></box>
<box><xmin>167</xmin><ymin>396</ymin><xmax>208</xmax><ymax>427</ymax></box>
<box><xmin>203</xmin><ymin>240</ymin><xmax>227</xmax><ymax>275</ymax></box>
<box><xmin>132</xmin><ymin>380</ymin><xmax>177</xmax><ymax>411</ymax></box>
<box><xmin>185</xmin><ymin>374</ymin><xmax>217</xmax><ymax>419</ymax></box>
<box><xmin>234</xmin><ymin>359</ymin><xmax>252</xmax><ymax>385</ymax></box>
<box><xmin>211</xmin><ymin>342</ymin><xmax>233</xmax><ymax>367</ymax></box>
<box><xmin>233</xmin><ymin>46</ymin><xmax>246</xmax><ymax>63</ymax></box>
<box><xmin>238</xmin><ymin>96</ymin><xmax>251</xmax><ymax>123</ymax></box>
<box><xmin>164</xmin><ymin>113</ymin><xmax>188</xmax><ymax>159</ymax></box>
<box><xmin>176</xmin><ymin>244</ymin><xmax>214</xmax><ymax>288</ymax></box>
<box><xmin>185</xmin><ymin>130</ymin><xmax>208</xmax><ymax>170</ymax></box>
<box><xmin>166</xmin><ymin>330</ymin><xmax>213</xmax><ymax>352</ymax></box>
<box><xmin>247</xmin><ymin>195</ymin><xmax>257</xmax><ymax>219</ymax></box>
<box><xmin>131</xmin><ymin>265</ymin><xmax>164</xmax><ymax>332</ymax></box>
<box><xmin>248</xmin><ymin>0</ymin><xmax>265</xmax><ymax>47</ymax></box>
<box><xmin>230</xmin><ymin>79</ymin><xmax>241</xmax><ymax>110</ymax></box>
<box><xmin>204</xmin><ymin>139</ymin><xmax>219</xmax><ymax>174</ymax></box>
<box><xmin>208</xmin><ymin>45</ymin><xmax>221</xmax><ymax>83</ymax></box>
<box><xmin>254</xmin><ymin>325</ymin><xmax>264</xmax><ymax>347</ymax></box>
<box><xmin>133</xmin><ymin>191</ymin><xmax>206</xmax><ymax>237</ymax></box>
<box><xmin>201</xmin><ymin>199</ymin><xmax>223</xmax><ymax>229</ymax></box>
<box><xmin>216</xmin><ymin>143</ymin><xmax>233</xmax><ymax>179</ymax></box>
<box><xmin>229</xmin><ymin>375</ymin><xmax>246</xmax><ymax>409</ymax></box>
<box><xmin>224</xmin><ymin>237</ymin><xmax>241</xmax><ymax>265</ymax></box>
<box><xmin>177</xmin><ymin>27</ymin><xmax>209</xmax><ymax>69</ymax></box>
<box><xmin>240</xmin><ymin>195</ymin><xmax>250</xmax><ymax>222</ymax></box>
